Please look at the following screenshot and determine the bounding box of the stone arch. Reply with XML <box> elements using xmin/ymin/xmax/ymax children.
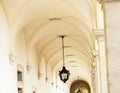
<box><xmin>70</xmin><ymin>80</ymin><xmax>91</xmax><ymax>93</ymax></box>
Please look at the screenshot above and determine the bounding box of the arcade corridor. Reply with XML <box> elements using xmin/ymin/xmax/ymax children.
<box><xmin>0</xmin><ymin>0</ymin><xmax>120</xmax><ymax>93</ymax></box>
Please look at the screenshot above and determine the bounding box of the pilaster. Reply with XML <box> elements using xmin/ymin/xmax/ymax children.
<box><xmin>103</xmin><ymin>1</ymin><xmax>120</xmax><ymax>93</ymax></box>
<box><xmin>94</xmin><ymin>29</ymin><xmax>108</xmax><ymax>93</ymax></box>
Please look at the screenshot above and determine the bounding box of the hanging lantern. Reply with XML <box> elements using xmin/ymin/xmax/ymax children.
<box><xmin>59</xmin><ymin>66</ymin><xmax>70</xmax><ymax>83</ymax></box>
<box><xmin>59</xmin><ymin>35</ymin><xmax>70</xmax><ymax>83</ymax></box>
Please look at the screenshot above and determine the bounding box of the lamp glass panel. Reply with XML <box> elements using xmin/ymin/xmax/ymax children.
<box><xmin>62</xmin><ymin>73</ymin><xmax>67</xmax><ymax>79</ymax></box>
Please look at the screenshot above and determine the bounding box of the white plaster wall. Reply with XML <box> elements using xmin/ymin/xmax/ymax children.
<box><xmin>39</xmin><ymin>58</ymin><xmax>47</xmax><ymax>93</ymax></box>
<box><xmin>0</xmin><ymin>2</ymin><xmax>17</xmax><ymax>93</ymax></box>
<box><xmin>97</xmin><ymin>2</ymin><xmax>104</xmax><ymax>28</ymax></box>
<box><xmin>0</xmin><ymin>6</ymin><xmax>73</xmax><ymax>92</ymax></box>
<box><xmin>14</xmin><ymin>30</ymin><xmax>54</xmax><ymax>93</ymax></box>
<box><xmin>98</xmin><ymin>37</ymin><xmax>108</xmax><ymax>93</ymax></box>
<box><xmin>105</xmin><ymin>2</ymin><xmax>120</xmax><ymax>93</ymax></box>
<box><xmin>15</xmin><ymin>30</ymin><xmax>31</xmax><ymax>93</ymax></box>
<box><xmin>39</xmin><ymin>58</ymin><xmax>53</xmax><ymax>93</ymax></box>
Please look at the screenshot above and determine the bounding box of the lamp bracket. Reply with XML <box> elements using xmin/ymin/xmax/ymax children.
<box><xmin>57</xmin><ymin>35</ymin><xmax>68</xmax><ymax>38</ymax></box>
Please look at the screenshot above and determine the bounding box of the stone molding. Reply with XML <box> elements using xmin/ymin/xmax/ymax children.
<box><xmin>9</xmin><ymin>49</ymin><xmax>17</xmax><ymax>64</ymax></box>
<box><xmin>26</xmin><ymin>62</ymin><xmax>32</xmax><ymax>73</ymax></box>
<box><xmin>93</xmin><ymin>29</ymin><xmax>104</xmax><ymax>37</ymax></box>
<box><xmin>99</xmin><ymin>0</ymin><xmax>120</xmax><ymax>2</ymax></box>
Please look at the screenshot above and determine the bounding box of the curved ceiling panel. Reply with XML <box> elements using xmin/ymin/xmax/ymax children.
<box><xmin>27</xmin><ymin>19</ymin><xmax>94</xmax><ymax>49</ymax></box>
<box><xmin>1</xmin><ymin>0</ymin><xmax>96</xmax><ymax>43</ymax></box>
<box><xmin>1</xmin><ymin>0</ymin><xmax>98</xmax><ymax>87</ymax></box>
<box><xmin>24</xmin><ymin>15</ymin><xmax>94</xmax><ymax>86</ymax></box>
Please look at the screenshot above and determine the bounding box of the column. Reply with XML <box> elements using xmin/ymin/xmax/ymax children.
<box><xmin>0</xmin><ymin>3</ymin><xmax>17</xmax><ymax>93</ymax></box>
<box><xmin>96</xmin><ymin>55</ymin><xmax>101</xmax><ymax>93</ymax></box>
<box><xmin>98</xmin><ymin>35</ymin><xmax>108</xmax><ymax>93</ymax></box>
<box><xmin>94</xmin><ymin>29</ymin><xmax>108</xmax><ymax>93</ymax></box>
<box><xmin>92</xmin><ymin>50</ymin><xmax>101</xmax><ymax>93</ymax></box>
<box><xmin>103</xmin><ymin>1</ymin><xmax>120</xmax><ymax>93</ymax></box>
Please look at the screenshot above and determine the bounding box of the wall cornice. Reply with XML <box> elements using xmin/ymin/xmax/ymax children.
<box><xmin>99</xmin><ymin>0</ymin><xmax>120</xmax><ymax>3</ymax></box>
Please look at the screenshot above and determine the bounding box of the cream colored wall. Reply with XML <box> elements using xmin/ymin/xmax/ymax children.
<box><xmin>98</xmin><ymin>36</ymin><xmax>108</xmax><ymax>93</ymax></box>
<box><xmin>0</xmin><ymin>2</ymin><xmax>17</xmax><ymax>93</ymax></box>
<box><xmin>14</xmin><ymin>30</ymin><xmax>47</xmax><ymax>93</ymax></box>
<box><xmin>39</xmin><ymin>58</ymin><xmax>52</xmax><ymax>93</ymax></box>
<box><xmin>104</xmin><ymin>2</ymin><xmax>120</xmax><ymax>93</ymax></box>
<box><xmin>0</xmin><ymin>1</ymin><xmax>105</xmax><ymax>93</ymax></box>
<box><xmin>13</xmin><ymin>30</ymin><xmax>67</xmax><ymax>93</ymax></box>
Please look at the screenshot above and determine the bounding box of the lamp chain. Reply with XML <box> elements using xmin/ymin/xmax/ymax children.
<box><xmin>61</xmin><ymin>36</ymin><xmax>65</xmax><ymax>67</ymax></box>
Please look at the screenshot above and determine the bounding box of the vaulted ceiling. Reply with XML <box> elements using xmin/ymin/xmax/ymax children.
<box><xmin>1</xmin><ymin>0</ymin><xmax>101</xmax><ymax>86</ymax></box>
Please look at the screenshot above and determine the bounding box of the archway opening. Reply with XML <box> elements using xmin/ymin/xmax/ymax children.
<box><xmin>70</xmin><ymin>80</ymin><xmax>90</xmax><ymax>93</ymax></box>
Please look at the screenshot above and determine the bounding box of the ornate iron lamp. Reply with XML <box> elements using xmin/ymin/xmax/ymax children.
<box><xmin>59</xmin><ymin>35</ymin><xmax>70</xmax><ymax>83</ymax></box>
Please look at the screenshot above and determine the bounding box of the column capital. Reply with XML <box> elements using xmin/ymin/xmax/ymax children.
<box><xmin>26</xmin><ymin>63</ymin><xmax>32</xmax><ymax>73</ymax></box>
<box><xmin>9</xmin><ymin>49</ymin><xmax>17</xmax><ymax>64</ymax></box>
<box><xmin>92</xmin><ymin>50</ymin><xmax>99</xmax><ymax>57</ymax></box>
<box><xmin>93</xmin><ymin>29</ymin><xmax>105</xmax><ymax>41</ymax></box>
<box><xmin>97</xmin><ymin>0</ymin><xmax>119</xmax><ymax>11</ymax></box>
<box><xmin>93</xmin><ymin>29</ymin><xmax>104</xmax><ymax>36</ymax></box>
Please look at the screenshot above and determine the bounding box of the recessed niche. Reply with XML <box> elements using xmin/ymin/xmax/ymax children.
<box><xmin>17</xmin><ymin>64</ymin><xmax>24</xmax><ymax>83</ymax></box>
<box><xmin>18</xmin><ymin>88</ymin><xmax>22</xmax><ymax>93</ymax></box>
<box><xmin>17</xmin><ymin>70</ymin><xmax>22</xmax><ymax>81</ymax></box>
<box><xmin>32</xmin><ymin>86</ymin><xmax>36</xmax><ymax>93</ymax></box>
<box><xmin>33</xmin><ymin>91</ymin><xmax>36</xmax><ymax>93</ymax></box>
